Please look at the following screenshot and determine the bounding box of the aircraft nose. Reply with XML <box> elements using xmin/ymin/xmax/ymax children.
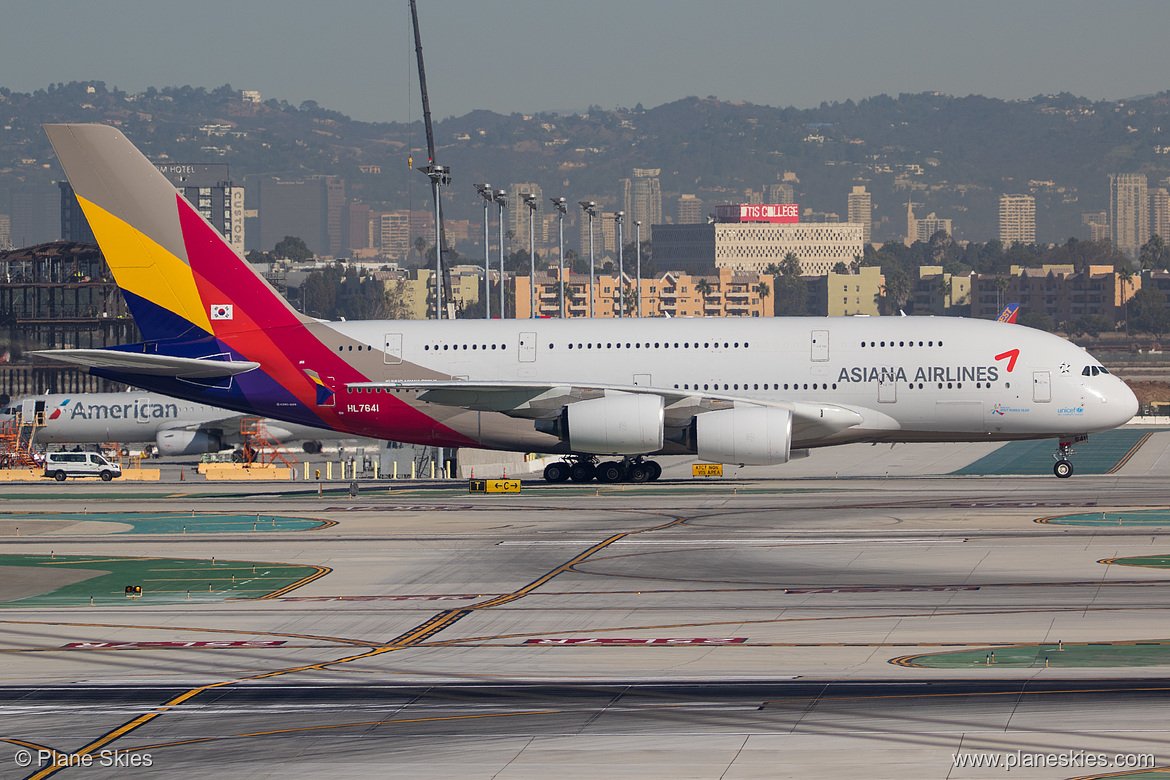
<box><xmin>1113</xmin><ymin>378</ymin><xmax>1139</xmax><ymax>426</ymax></box>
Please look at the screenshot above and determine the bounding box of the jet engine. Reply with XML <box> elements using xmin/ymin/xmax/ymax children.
<box><xmin>558</xmin><ymin>394</ymin><xmax>665</xmax><ymax>455</ymax></box>
<box><xmin>156</xmin><ymin>429</ymin><xmax>222</xmax><ymax>456</ymax></box>
<box><xmin>694</xmin><ymin>407</ymin><xmax>792</xmax><ymax>466</ymax></box>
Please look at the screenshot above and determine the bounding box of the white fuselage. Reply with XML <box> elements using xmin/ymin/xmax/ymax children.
<box><xmin>317</xmin><ymin>315</ymin><xmax>1136</xmax><ymax>450</ymax></box>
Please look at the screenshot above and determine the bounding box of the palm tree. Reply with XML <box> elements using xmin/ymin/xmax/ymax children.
<box><xmin>1117</xmin><ymin>264</ymin><xmax>1135</xmax><ymax>335</ymax></box>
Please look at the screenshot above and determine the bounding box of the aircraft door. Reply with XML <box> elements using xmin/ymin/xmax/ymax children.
<box><xmin>1033</xmin><ymin>371</ymin><xmax>1051</xmax><ymax>403</ymax></box>
<box><xmin>878</xmin><ymin>374</ymin><xmax>897</xmax><ymax>403</ymax></box>
<box><xmin>384</xmin><ymin>333</ymin><xmax>403</xmax><ymax>364</ymax></box>
<box><xmin>811</xmin><ymin>330</ymin><xmax>829</xmax><ymax>362</ymax></box>
<box><xmin>136</xmin><ymin>398</ymin><xmax>150</xmax><ymax>424</ymax></box>
<box><xmin>518</xmin><ymin>332</ymin><xmax>537</xmax><ymax>363</ymax></box>
<box><xmin>34</xmin><ymin>400</ymin><xmax>45</xmax><ymax>425</ymax></box>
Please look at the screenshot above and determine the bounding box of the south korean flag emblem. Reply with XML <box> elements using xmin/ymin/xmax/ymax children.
<box><xmin>210</xmin><ymin>304</ymin><xmax>234</xmax><ymax>321</ymax></box>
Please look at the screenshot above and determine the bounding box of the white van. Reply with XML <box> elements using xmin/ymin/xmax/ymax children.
<box><xmin>43</xmin><ymin>452</ymin><xmax>123</xmax><ymax>481</ymax></box>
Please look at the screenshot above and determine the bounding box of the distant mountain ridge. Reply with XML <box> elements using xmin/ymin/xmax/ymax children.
<box><xmin>3</xmin><ymin>81</ymin><xmax>1170</xmax><ymax>245</ymax></box>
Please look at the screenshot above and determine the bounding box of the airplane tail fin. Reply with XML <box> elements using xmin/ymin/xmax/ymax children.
<box><xmin>997</xmin><ymin>303</ymin><xmax>1020</xmax><ymax>324</ymax></box>
<box><xmin>44</xmin><ymin>123</ymin><xmax>307</xmax><ymax>345</ymax></box>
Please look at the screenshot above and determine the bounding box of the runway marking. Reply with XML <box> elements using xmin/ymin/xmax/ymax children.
<box><xmin>279</xmin><ymin>594</ymin><xmax>477</xmax><ymax>602</ymax></box>
<box><xmin>62</xmin><ymin>641</ymin><xmax>287</xmax><ymax>649</ymax></box>
<box><xmin>326</xmin><ymin>505</ymin><xmax>475</xmax><ymax>511</ymax></box>
<box><xmin>0</xmin><ymin>618</ymin><xmax>381</xmax><ymax>647</ymax></box>
<box><xmin>18</xmin><ymin>509</ymin><xmax>690</xmax><ymax>779</ymax></box>
<box><xmin>524</xmin><ymin>637</ymin><xmax>747</xmax><ymax>645</ymax></box>
<box><xmin>1107</xmin><ymin>431</ymin><xmax>1155</xmax><ymax>474</ymax></box>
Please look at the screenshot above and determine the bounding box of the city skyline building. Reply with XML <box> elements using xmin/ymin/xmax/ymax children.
<box><xmin>1151</xmin><ymin>187</ymin><xmax>1170</xmax><ymax>242</ymax></box>
<box><xmin>1111</xmin><ymin>172</ymin><xmax>1149</xmax><ymax>258</ymax></box>
<box><xmin>676</xmin><ymin>194</ymin><xmax>704</xmax><ymax>224</ymax></box>
<box><xmin>621</xmin><ymin>168</ymin><xmax>662</xmax><ymax>241</ymax></box>
<box><xmin>998</xmin><ymin>193</ymin><xmax>1036</xmax><ymax>246</ymax></box>
<box><xmin>847</xmin><ymin>185</ymin><xmax>872</xmax><ymax>243</ymax></box>
<box><xmin>507</xmin><ymin>182</ymin><xmax>545</xmax><ymax>250</ymax></box>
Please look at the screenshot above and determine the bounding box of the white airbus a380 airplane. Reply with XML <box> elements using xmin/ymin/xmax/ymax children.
<box><xmin>35</xmin><ymin>123</ymin><xmax>1138</xmax><ymax>482</ymax></box>
<box><xmin>1</xmin><ymin>393</ymin><xmax>344</xmax><ymax>455</ymax></box>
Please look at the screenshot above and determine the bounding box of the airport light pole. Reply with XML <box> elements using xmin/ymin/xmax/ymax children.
<box><xmin>614</xmin><ymin>211</ymin><xmax>624</xmax><ymax>317</ymax></box>
<box><xmin>493</xmin><ymin>189</ymin><xmax>508</xmax><ymax>317</ymax></box>
<box><xmin>475</xmin><ymin>183</ymin><xmax>493</xmax><ymax>319</ymax></box>
<box><xmin>551</xmin><ymin>197</ymin><xmax>568</xmax><ymax>318</ymax></box>
<box><xmin>635</xmin><ymin>220</ymin><xmax>642</xmax><ymax>318</ymax></box>
<box><xmin>579</xmin><ymin>201</ymin><xmax>598</xmax><ymax>318</ymax></box>
<box><xmin>421</xmin><ymin>164</ymin><xmax>450</xmax><ymax>319</ymax></box>
<box><xmin>522</xmin><ymin>193</ymin><xmax>538</xmax><ymax>318</ymax></box>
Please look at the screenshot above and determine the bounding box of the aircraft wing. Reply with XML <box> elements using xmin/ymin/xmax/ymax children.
<box><xmin>30</xmin><ymin>350</ymin><xmax>260</xmax><ymax>379</ymax></box>
<box><xmin>349</xmin><ymin>380</ymin><xmax>864</xmax><ymax>441</ymax></box>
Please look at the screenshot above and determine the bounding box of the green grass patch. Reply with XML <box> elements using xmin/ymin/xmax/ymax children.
<box><xmin>0</xmin><ymin>512</ymin><xmax>328</xmax><ymax>534</ymax></box>
<box><xmin>0</xmin><ymin>553</ymin><xmax>327</xmax><ymax>607</ymax></box>
<box><xmin>1040</xmin><ymin>511</ymin><xmax>1170</xmax><ymax>527</ymax></box>
<box><xmin>894</xmin><ymin>641</ymin><xmax>1170</xmax><ymax>669</ymax></box>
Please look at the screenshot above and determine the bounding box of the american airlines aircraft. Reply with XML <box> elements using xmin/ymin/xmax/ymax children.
<box><xmin>35</xmin><ymin>124</ymin><xmax>1137</xmax><ymax>482</ymax></box>
<box><xmin>1</xmin><ymin>392</ymin><xmax>343</xmax><ymax>455</ymax></box>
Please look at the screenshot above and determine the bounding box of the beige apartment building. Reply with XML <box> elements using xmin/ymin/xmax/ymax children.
<box><xmin>513</xmin><ymin>267</ymin><xmax>773</xmax><ymax>319</ymax></box>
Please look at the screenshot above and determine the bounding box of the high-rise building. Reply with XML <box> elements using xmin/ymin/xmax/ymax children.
<box><xmin>0</xmin><ymin>215</ymin><xmax>9</xmax><ymax>249</ymax></box>
<box><xmin>377</xmin><ymin>211</ymin><xmax>411</xmax><ymax>260</ymax></box>
<box><xmin>347</xmin><ymin>203</ymin><xmax>372</xmax><ymax>252</ymax></box>
<box><xmin>847</xmin><ymin>186</ymin><xmax>872</xmax><ymax>243</ymax></box>
<box><xmin>323</xmin><ymin>176</ymin><xmax>346</xmax><ymax>257</ymax></box>
<box><xmin>620</xmin><ymin>168</ymin><xmax>662</xmax><ymax>240</ymax></box>
<box><xmin>1151</xmin><ymin>188</ymin><xmax>1170</xmax><ymax>241</ymax></box>
<box><xmin>769</xmin><ymin>183</ymin><xmax>796</xmax><ymax>204</ymax></box>
<box><xmin>254</xmin><ymin>176</ymin><xmax>349</xmax><ymax>256</ymax></box>
<box><xmin>1083</xmin><ymin>211</ymin><xmax>1110</xmax><ymax>242</ymax></box>
<box><xmin>676</xmin><ymin>194</ymin><xmax>704</xmax><ymax>224</ymax></box>
<box><xmin>507</xmin><ymin>182</ymin><xmax>546</xmax><ymax>250</ymax></box>
<box><xmin>998</xmin><ymin>194</ymin><xmax>1036</xmax><ymax>246</ymax></box>
<box><xmin>1111</xmin><ymin>173</ymin><xmax>1149</xmax><ymax>258</ymax></box>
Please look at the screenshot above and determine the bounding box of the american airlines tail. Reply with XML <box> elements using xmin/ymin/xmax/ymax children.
<box><xmin>42</xmin><ymin>123</ymin><xmax>468</xmax><ymax>445</ymax></box>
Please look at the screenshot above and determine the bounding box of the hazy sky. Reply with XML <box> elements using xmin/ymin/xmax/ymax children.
<box><xmin>5</xmin><ymin>1</ymin><xmax>1170</xmax><ymax>123</ymax></box>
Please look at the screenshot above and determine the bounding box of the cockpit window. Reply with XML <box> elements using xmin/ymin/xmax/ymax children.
<box><xmin>1082</xmin><ymin>365</ymin><xmax>1104</xmax><ymax>377</ymax></box>
<box><xmin>1082</xmin><ymin>366</ymin><xmax>1092</xmax><ymax>376</ymax></box>
<box><xmin>1099</xmin><ymin>366</ymin><xmax>1110</xmax><ymax>374</ymax></box>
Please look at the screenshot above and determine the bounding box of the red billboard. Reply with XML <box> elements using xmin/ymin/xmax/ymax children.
<box><xmin>715</xmin><ymin>204</ymin><xmax>800</xmax><ymax>223</ymax></box>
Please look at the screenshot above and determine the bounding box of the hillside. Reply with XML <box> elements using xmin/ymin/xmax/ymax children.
<box><xmin>4</xmin><ymin>82</ymin><xmax>1170</xmax><ymax>244</ymax></box>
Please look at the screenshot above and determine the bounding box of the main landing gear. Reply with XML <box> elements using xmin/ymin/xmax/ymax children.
<box><xmin>1053</xmin><ymin>436</ymin><xmax>1086</xmax><ymax>478</ymax></box>
<box><xmin>543</xmin><ymin>455</ymin><xmax>662</xmax><ymax>484</ymax></box>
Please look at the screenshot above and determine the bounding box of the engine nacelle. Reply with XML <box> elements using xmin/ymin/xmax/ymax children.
<box><xmin>156</xmin><ymin>429</ymin><xmax>222</xmax><ymax>456</ymax></box>
<box><xmin>695</xmin><ymin>407</ymin><xmax>792</xmax><ymax>466</ymax></box>
<box><xmin>565</xmin><ymin>394</ymin><xmax>664</xmax><ymax>455</ymax></box>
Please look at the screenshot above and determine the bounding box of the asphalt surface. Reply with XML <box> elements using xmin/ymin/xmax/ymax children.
<box><xmin>4</xmin><ymin>432</ymin><xmax>1170</xmax><ymax>778</ymax></box>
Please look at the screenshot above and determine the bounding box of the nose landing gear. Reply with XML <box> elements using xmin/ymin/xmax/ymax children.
<box><xmin>1053</xmin><ymin>436</ymin><xmax>1086</xmax><ymax>478</ymax></box>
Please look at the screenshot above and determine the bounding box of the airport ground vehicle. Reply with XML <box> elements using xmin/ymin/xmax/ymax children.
<box><xmin>42</xmin><ymin>451</ymin><xmax>122</xmax><ymax>481</ymax></box>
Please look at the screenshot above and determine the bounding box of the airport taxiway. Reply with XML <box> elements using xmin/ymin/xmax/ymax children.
<box><xmin>3</xmin><ymin>436</ymin><xmax>1170</xmax><ymax>777</ymax></box>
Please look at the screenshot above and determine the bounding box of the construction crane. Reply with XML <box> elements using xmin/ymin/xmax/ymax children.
<box><xmin>409</xmin><ymin>0</ymin><xmax>457</xmax><ymax>320</ymax></box>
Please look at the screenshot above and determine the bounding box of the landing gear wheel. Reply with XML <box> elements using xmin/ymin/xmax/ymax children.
<box><xmin>645</xmin><ymin>460</ymin><xmax>662</xmax><ymax>481</ymax></box>
<box><xmin>1054</xmin><ymin>459</ymin><xmax>1074</xmax><ymax>478</ymax></box>
<box><xmin>596</xmin><ymin>461</ymin><xmax>626</xmax><ymax>483</ymax></box>
<box><xmin>543</xmin><ymin>461</ymin><xmax>571</xmax><ymax>483</ymax></box>
<box><xmin>627</xmin><ymin>462</ymin><xmax>651</xmax><ymax>483</ymax></box>
<box><xmin>569</xmin><ymin>461</ymin><xmax>596</xmax><ymax>483</ymax></box>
